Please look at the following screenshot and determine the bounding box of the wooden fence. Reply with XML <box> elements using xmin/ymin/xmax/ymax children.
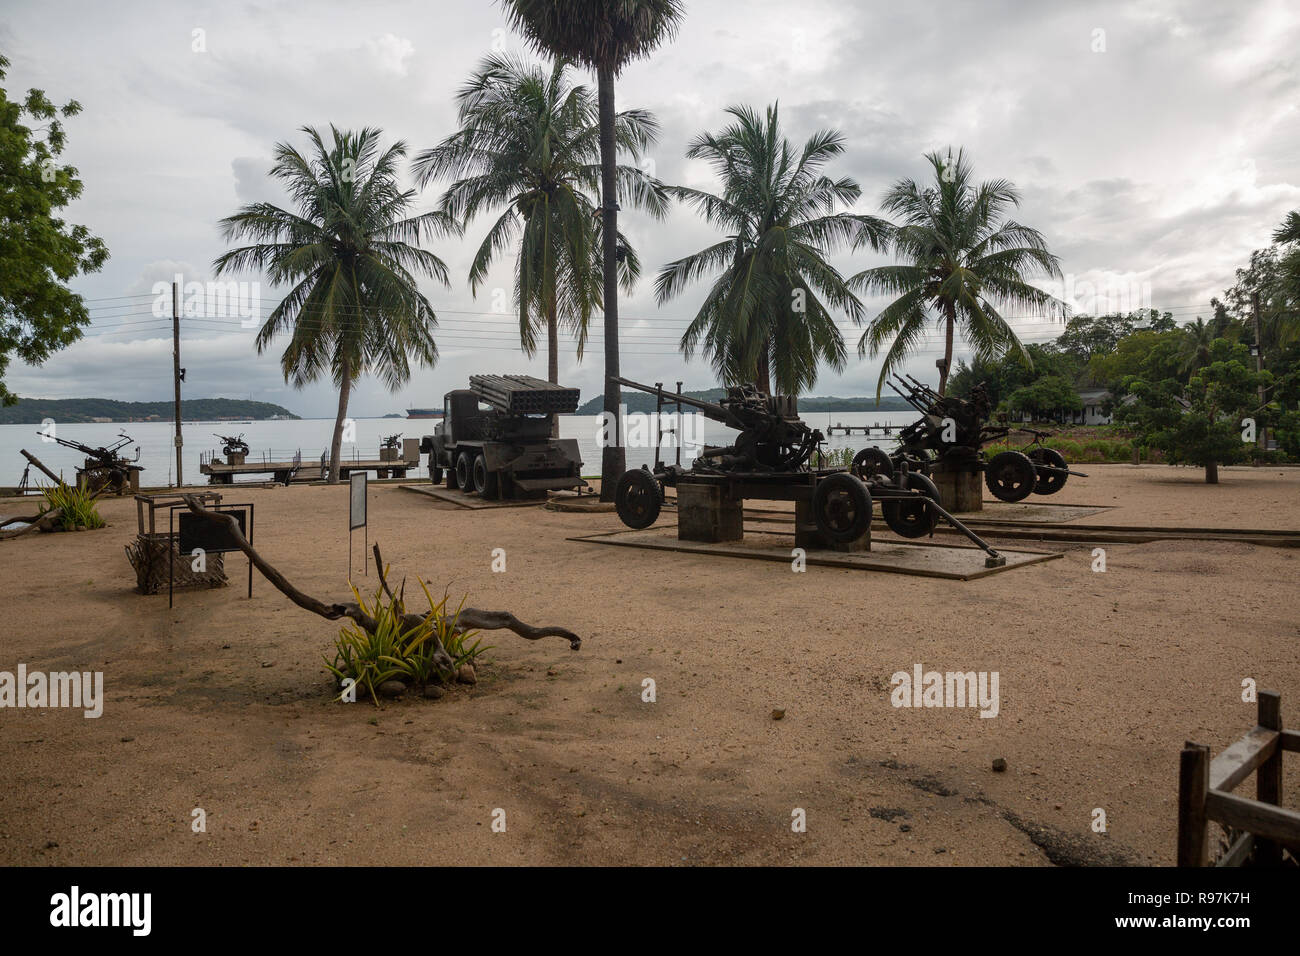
<box><xmin>1178</xmin><ymin>690</ymin><xmax>1300</xmax><ymax>866</ymax></box>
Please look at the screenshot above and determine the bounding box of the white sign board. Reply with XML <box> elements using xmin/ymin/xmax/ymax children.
<box><xmin>349</xmin><ymin>472</ymin><xmax>367</xmax><ymax>530</ymax></box>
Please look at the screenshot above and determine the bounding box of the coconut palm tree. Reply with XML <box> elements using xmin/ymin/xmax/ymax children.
<box><xmin>655</xmin><ymin>103</ymin><xmax>890</xmax><ymax>395</ymax></box>
<box><xmin>851</xmin><ymin>148</ymin><xmax>1066</xmax><ymax>397</ymax></box>
<box><xmin>500</xmin><ymin>0</ymin><xmax>685</xmax><ymax>499</ymax></box>
<box><xmin>1177</xmin><ymin>316</ymin><xmax>1216</xmax><ymax>377</ymax></box>
<box><xmin>412</xmin><ymin>54</ymin><xmax>667</xmax><ymax>434</ymax></box>
<box><xmin>213</xmin><ymin>125</ymin><xmax>459</xmax><ymax>483</ymax></box>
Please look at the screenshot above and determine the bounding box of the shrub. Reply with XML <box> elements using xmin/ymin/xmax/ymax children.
<box><xmin>38</xmin><ymin>480</ymin><xmax>105</xmax><ymax>531</ymax></box>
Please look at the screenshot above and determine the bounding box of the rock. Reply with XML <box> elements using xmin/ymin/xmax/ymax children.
<box><xmin>377</xmin><ymin>680</ymin><xmax>407</xmax><ymax>699</ymax></box>
<box><xmin>770</xmin><ymin>708</ymin><xmax>785</xmax><ymax>721</ymax></box>
<box><xmin>992</xmin><ymin>757</ymin><xmax>1008</xmax><ymax>773</ymax></box>
<box><xmin>423</xmin><ymin>684</ymin><xmax>444</xmax><ymax>700</ymax></box>
<box><xmin>456</xmin><ymin>664</ymin><xmax>477</xmax><ymax>685</ymax></box>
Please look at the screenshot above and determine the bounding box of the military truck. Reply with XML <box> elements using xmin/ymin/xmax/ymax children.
<box><xmin>420</xmin><ymin>374</ymin><xmax>587</xmax><ymax>499</ymax></box>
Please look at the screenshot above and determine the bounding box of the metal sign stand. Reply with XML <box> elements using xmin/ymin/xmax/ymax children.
<box><xmin>349</xmin><ymin>472</ymin><xmax>368</xmax><ymax>580</ymax></box>
<box><xmin>168</xmin><ymin>502</ymin><xmax>254</xmax><ymax>608</ymax></box>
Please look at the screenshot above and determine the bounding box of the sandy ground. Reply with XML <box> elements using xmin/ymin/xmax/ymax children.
<box><xmin>0</xmin><ymin>463</ymin><xmax>1296</xmax><ymax>866</ymax></box>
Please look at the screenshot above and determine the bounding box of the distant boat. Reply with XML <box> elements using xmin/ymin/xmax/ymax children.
<box><xmin>406</xmin><ymin>408</ymin><xmax>444</xmax><ymax>419</ymax></box>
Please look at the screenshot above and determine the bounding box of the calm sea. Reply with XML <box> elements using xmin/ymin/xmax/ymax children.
<box><xmin>1</xmin><ymin>410</ymin><xmax>918</xmax><ymax>487</ymax></box>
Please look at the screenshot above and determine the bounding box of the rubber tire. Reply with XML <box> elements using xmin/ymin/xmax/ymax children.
<box><xmin>455</xmin><ymin>451</ymin><xmax>473</xmax><ymax>492</ymax></box>
<box><xmin>1029</xmin><ymin>447</ymin><xmax>1069</xmax><ymax>496</ymax></box>
<box><xmin>473</xmin><ymin>454</ymin><xmax>500</xmax><ymax>500</ymax></box>
<box><xmin>882</xmin><ymin>472</ymin><xmax>941</xmax><ymax>538</ymax></box>
<box><xmin>614</xmin><ymin>469</ymin><xmax>663</xmax><ymax>530</ymax></box>
<box><xmin>851</xmin><ymin>446</ymin><xmax>894</xmax><ymax>483</ymax></box>
<box><xmin>985</xmin><ymin>450</ymin><xmax>1037</xmax><ymax>502</ymax></box>
<box><xmin>812</xmin><ymin>472</ymin><xmax>873</xmax><ymax>543</ymax></box>
<box><xmin>429</xmin><ymin>465</ymin><xmax>443</xmax><ymax>485</ymax></box>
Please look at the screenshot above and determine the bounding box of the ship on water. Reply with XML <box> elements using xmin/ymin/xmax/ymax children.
<box><xmin>406</xmin><ymin>408</ymin><xmax>444</xmax><ymax>419</ymax></box>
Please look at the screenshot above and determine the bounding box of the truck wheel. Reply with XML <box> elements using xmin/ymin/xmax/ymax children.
<box><xmin>429</xmin><ymin>464</ymin><xmax>443</xmax><ymax>485</ymax></box>
<box><xmin>472</xmin><ymin>454</ymin><xmax>499</xmax><ymax>499</ymax></box>
<box><xmin>455</xmin><ymin>451</ymin><xmax>473</xmax><ymax>492</ymax></box>
<box><xmin>985</xmin><ymin>451</ymin><xmax>1037</xmax><ymax>502</ymax></box>
<box><xmin>812</xmin><ymin>472</ymin><xmax>872</xmax><ymax>543</ymax></box>
<box><xmin>614</xmin><ymin>469</ymin><xmax>662</xmax><ymax>529</ymax></box>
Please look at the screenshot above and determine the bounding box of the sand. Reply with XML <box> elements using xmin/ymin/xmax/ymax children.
<box><xmin>0</xmin><ymin>463</ymin><xmax>1296</xmax><ymax>866</ymax></box>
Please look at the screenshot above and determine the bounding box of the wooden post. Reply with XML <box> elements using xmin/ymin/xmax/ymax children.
<box><xmin>1252</xmin><ymin>290</ymin><xmax>1265</xmax><ymax>450</ymax></box>
<box><xmin>1256</xmin><ymin>691</ymin><xmax>1283</xmax><ymax>866</ymax></box>
<box><xmin>173</xmin><ymin>281</ymin><xmax>184</xmax><ymax>487</ymax></box>
<box><xmin>1177</xmin><ymin>742</ymin><xmax>1210</xmax><ymax>866</ymax></box>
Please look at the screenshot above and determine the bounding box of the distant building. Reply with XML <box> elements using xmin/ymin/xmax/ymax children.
<box><xmin>1074</xmin><ymin>388</ymin><xmax>1113</xmax><ymax>425</ymax></box>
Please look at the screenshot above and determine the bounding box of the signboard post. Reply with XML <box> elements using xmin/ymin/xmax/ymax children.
<box><xmin>169</xmin><ymin>502</ymin><xmax>254</xmax><ymax>608</ymax></box>
<box><xmin>349</xmin><ymin>472</ymin><xmax>368</xmax><ymax>580</ymax></box>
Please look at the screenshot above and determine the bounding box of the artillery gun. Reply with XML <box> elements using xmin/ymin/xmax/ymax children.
<box><xmin>380</xmin><ymin>433</ymin><xmax>403</xmax><ymax>450</ymax></box>
<box><xmin>608</xmin><ymin>377</ymin><xmax>1006</xmax><ymax>565</ymax></box>
<box><xmin>420</xmin><ymin>374</ymin><xmax>586</xmax><ymax>499</ymax></box>
<box><xmin>849</xmin><ymin>374</ymin><xmax>1087</xmax><ymax>503</ymax></box>
<box><xmin>214</xmin><ymin>433</ymin><xmax>249</xmax><ymax>458</ymax></box>
<box><xmin>45</xmin><ymin>429</ymin><xmax>143</xmax><ymax>495</ymax></box>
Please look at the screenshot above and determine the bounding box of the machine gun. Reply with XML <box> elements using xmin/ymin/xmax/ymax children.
<box><xmin>857</xmin><ymin>374</ymin><xmax>1086</xmax><ymax>502</ymax></box>
<box><xmin>380</xmin><ymin>433</ymin><xmax>403</xmax><ymax>450</ymax></box>
<box><xmin>45</xmin><ymin>429</ymin><xmax>143</xmax><ymax>495</ymax></box>
<box><xmin>611</xmin><ymin>376</ymin><xmax>821</xmax><ymax>474</ymax></box>
<box><xmin>214</xmin><ymin>433</ymin><xmax>249</xmax><ymax>457</ymax></box>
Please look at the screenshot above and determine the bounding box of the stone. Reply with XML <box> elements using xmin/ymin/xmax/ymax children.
<box><xmin>771</xmin><ymin>708</ymin><xmax>785</xmax><ymax>721</ymax></box>
<box><xmin>992</xmin><ymin>757</ymin><xmax>1008</xmax><ymax>772</ymax></box>
<box><xmin>423</xmin><ymin>684</ymin><xmax>444</xmax><ymax>700</ymax></box>
<box><xmin>456</xmin><ymin>664</ymin><xmax>477</xmax><ymax>685</ymax></box>
<box><xmin>377</xmin><ymin>680</ymin><xmax>407</xmax><ymax>699</ymax></box>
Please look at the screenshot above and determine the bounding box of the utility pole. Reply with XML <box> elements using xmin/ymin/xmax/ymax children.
<box><xmin>1252</xmin><ymin>290</ymin><xmax>1265</xmax><ymax>449</ymax></box>
<box><xmin>173</xmin><ymin>281</ymin><xmax>184</xmax><ymax>486</ymax></box>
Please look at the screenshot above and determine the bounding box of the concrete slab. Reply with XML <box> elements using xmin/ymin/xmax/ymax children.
<box><xmin>569</xmin><ymin>526</ymin><xmax>1061</xmax><ymax>580</ymax></box>
<box><xmin>959</xmin><ymin>501</ymin><xmax>1114</xmax><ymax>523</ymax></box>
<box><xmin>399</xmin><ymin>483</ymin><xmax>546</xmax><ymax>510</ymax></box>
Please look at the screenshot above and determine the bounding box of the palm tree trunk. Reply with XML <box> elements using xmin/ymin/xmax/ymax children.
<box><xmin>329</xmin><ymin>355</ymin><xmax>352</xmax><ymax>485</ymax></box>
<box><xmin>938</xmin><ymin>302</ymin><xmax>956</xmax><ymax>395</ymax></box>
<box><xmin>1205</xmin><ymin>460</ymin><xmax>1218</xmax><ymax>484</ymax></box>
<box><xmin>597</xmin><ymin>62</ymin><xmax>624</xmax><ymax>501</ymax></box>
<box><xmin>547</xmin><ymin>295</ymin><xmax>560</xmax><ymax>438</ymax></box>
<box><xmin>756</xmin><ymin>340</ymin><xmax>772</xmax><ymax>395</ymax></box>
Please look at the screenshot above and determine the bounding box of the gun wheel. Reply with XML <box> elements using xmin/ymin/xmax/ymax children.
<box><xmin>882</xmin><ymin>472</ymin><xmax>941</xmax><ymax>538</ymax></box>
<box><xmin>1028</xmin><ymin>447</ymin><xmax>1069</xmax><ymax>496</ymax></box>
<box><xmin>614</xmin><ymin>469</ymin><xmax>662</xmax><ymax>530</ymax></box>
<box><xmin>985</xmin><ymin>451</ymin><xmax>1037</xmax><ymax>502</ymax></box>
<box><xmin>812</xmin><ymin>473</ymin><xmax>872</xmax><ymax>543</ymax></box>
<box><xmin>851</xmin><ymin>447</ymin><xmax>894</xmax><ymax>482</ymax></box>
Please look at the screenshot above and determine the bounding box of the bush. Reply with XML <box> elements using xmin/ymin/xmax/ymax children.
<box><xmin>38</xmin><ymin>480</ymin><xmax>106</xmax><ymax>530</ymax></box>
<box><xmin>324</xmin><ymin>577</ymin><xmax>486</xmax><ymax>704</ymax></box>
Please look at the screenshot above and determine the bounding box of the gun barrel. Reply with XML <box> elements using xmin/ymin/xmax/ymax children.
<box><xmin>609</xmin><ymin>376</ymin><xmax>729</xmax><ymax>420</ymax></box>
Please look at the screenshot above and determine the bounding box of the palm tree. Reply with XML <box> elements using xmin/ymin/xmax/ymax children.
<box><xmin>500</xmin><ymin>0</ymin><xmax>685</xmax><ymax>499</ymax></box>
<box><xmin>1177</xmin><ymin>317</ymin><xmax>1215</xmax><ymax>377</ymax></box>
<box><xmin>214</xmin><ymin>125</ymin><xmax>459</xmax><ymax>483</ymax></box>
<box><xmin>851</xmin><ymin>148</ymin><xmax>1066</xmax><ymax>397</ymax></box>
<box><xmin>412</xmin><ymin>54</ymin><xmax>667</xmax><ymax>434</ymax></box>
<box><xmin>656</xmin><ymin>103</ymin><xmax>890</xmax><ymax>395</ymax></box>
<box><xmin>1273</xmin><ymin>210</ymin><xmax>1300</xmax><ymax>245</ymax></box>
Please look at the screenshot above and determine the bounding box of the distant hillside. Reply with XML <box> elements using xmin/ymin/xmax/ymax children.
<box><xmin>577</xmin><ymin>388</ymin><xmax>911</xmax><ymax>415</ymax></box>
<box><xmin>0</xmin><ymin>398</ymin><xmax>299</xmax><ymax>424</ymax></box>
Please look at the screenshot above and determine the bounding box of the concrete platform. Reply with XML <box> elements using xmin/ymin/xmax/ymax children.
<box><xmin>957</xmin><ymin>501</ymin><xmax>1114</xmax><ymax>523</ymax></box>
<box><xmin>399</xmin><ymin>483</ymin><xmax>548</xmax><ymax>510</ymax></box>
<box><xmin>569</xmin><ymin>526</ymin><xmax>1061</xmax><ymax>580</ymax></box>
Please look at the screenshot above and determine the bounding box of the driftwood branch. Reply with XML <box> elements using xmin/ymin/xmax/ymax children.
<box><xmin>181</xmin><ymin>496</ymin><xmax>581</xmax><ymax>653</ymax></box>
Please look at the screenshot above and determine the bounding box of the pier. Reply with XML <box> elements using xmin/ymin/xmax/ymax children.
<box><xmin>199</xmin><ymin>438</ymin><xmax>421</xmax><ymax>484</ymax></box>
<box><xmin>824</xmin><ymin>423</ymin><xmax>901</xmax><ymax>436</ymax></box>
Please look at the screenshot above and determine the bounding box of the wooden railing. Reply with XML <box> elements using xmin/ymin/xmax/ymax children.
<box><xmin>1178</xmin><ymin>690</ymin><xmax>1300</xmax><ymax>866</ymax></box>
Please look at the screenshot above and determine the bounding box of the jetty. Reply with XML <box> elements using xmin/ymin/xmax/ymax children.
<box><xmin>198</xmin><ymin>438</ymin><xmax>421</xmax><ymax>484</ymax></box>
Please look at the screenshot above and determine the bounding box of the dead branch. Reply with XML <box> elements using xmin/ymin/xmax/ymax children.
<box><xmin>182</xmin><ymin>495</ymin><xmax>580</xmax><ymax>653</ymax></box>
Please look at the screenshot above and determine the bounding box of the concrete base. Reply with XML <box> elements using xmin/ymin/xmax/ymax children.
<box><xmin>677</xmin><ymin>483</ymin><xmax>743</xmax><ymax>543</ymax></box>
<box><xmin>931</xmin><ymin>464</ymin><xmax>983</xmax><ymax>513</ymax></box>
<box><xmin>794</xmin><ymin>497</ymin><xmax>870</xmax><ymax>552</ymax></box>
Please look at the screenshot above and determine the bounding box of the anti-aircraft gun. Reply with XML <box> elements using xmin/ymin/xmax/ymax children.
<box><xmin>419</xmin><ymin>374</ymin><xmax>586</xmax><ymax>499</ymax></box>
<box><xmin>45</xmin><ymin>429</ymin><xmax>143</xmax><ymax>495</ymax></box>
<box><xmin>608</xmin><ymin>376</ymin><xmax>1007</xmax><ymax>565</ymax></box>
<box><xmin>214</xmin><ymin>433</ymin><xmax>250</xmax><ymax>458</ymax></box>
<box><xmin>848</xmin><ymin>374</ymin><xmax>1087</xmax><ymax>503</ymax></box>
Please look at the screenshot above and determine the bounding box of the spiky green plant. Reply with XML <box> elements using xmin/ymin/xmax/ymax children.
<box><xmin>38</xmin><ymin>480</ymin><xmax>105</xmax><ymax>530</ymax></box>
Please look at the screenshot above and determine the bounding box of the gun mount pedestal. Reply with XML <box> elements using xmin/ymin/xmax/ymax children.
<box><xmin>930</xmin><ymin>458</ymin><xmax>984</xmax><ymax>513</ymax></box>
<box><xmin>677</xmin><ymin>483</ymin><xmax>744</xmax><ymax>543</ymax></box>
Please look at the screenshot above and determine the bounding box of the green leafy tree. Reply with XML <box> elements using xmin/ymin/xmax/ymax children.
<box><xmin>948</xmin><ymin>343</ymin><xmax>1080</xmax><ymax>408</ymax></box>
<box><xmin>1001</xmin><ymin>374</ymin><xmax>1081</xmax><ymax>422</ymax></box>
<box><xmin>213</xmin><ymin>125</ymin><xmax>459</xmax><ymax>483</ymax></box>
<box><xmin>1116</xmin><ymin>340</ymin><xmax>1273</xmax><ymax>483</ymax></box>
<box><xmin>1087</xmin><ymin>328</ymin><xmax>1184</xmax><ymax>392</ymax></box>
<box><xmin>413</xmin><ymin>54</ymin><xmax>666</xmax><ymax>434</ymax></box>
<box><xmin>0</xmin><ymin>54</ymin><xmax>108</xmax><ymax>405</ymax></box>
<box><xmin>851</xmin><ymin>147</ymin><xmax>1066</xmax><ymax>397</ymax></box>
<box><xmin>501</xmin><ymin>0</ymin><xmax>685</xmax><ymax>500</ymax></box>
<box><xmin>655</xmin><ymin>103</ymin><xmax>889</xmax><ymax>395</ymax></box>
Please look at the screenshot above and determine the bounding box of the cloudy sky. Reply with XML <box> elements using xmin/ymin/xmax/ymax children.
<box><xmin>3</xmin><ymin>0</ymin><xmax>1298</xmax><ymax>416</ymax></box>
